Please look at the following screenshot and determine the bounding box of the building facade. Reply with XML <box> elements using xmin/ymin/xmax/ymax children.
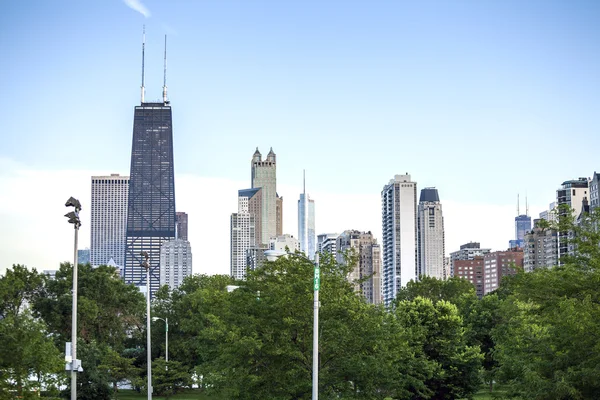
<box><xmin>523</xmin><ymin>219</ymin><xmax>559</xmax><ymax>272</ymax></box>
<box><xmin>454</xmin><ymin>257</ymin><xmax>485</xmax><ymax>298</ymax></box>
<box><xmin>417</xmin><ymin>188</ymin><xmax>445</xmax><ymax>280</ymax></box>
<box><xmin>269</xmin><ymin>234</ymin><xmax>301</xmax><ymax>253</ymax></box>
<box><xmin>557</xmin><ymin>178</ymin><xmax>589</xmax><ymax>260</ymax></box>
<box><xmin>159</xmin><ymin>239</ymin><xmax>192</xmax><ymax>290</ymax></box>
<box><xmin>176</xmin><ymin>212</ymin><xmax>189</xmax><ymax>241</ymax></box>
<box><xmin>251</xmin><ymin>148</ymin><xmax>283</xmax><ymax>245</ymax></box>
<box><xmin>317</xmin><ymin>233</ymin><xmax>339</xmax><ymax>259</ymax></box>
<box><xmin>298</xmin><ymin>183</ymin><xmax>316</xmax><ymax>260</ymax></box>
<box><xmin>90</xmin><ymin>174</ymin><xmax>129</xmax><ymax>269</ymax></box>
<box><xmin>381</xmin><ymin>174</ymin><xmax>417</xmax><ymax>306</ymax></box>
<box><xmin>124</xmin><ymin>100</ymin><xmax>177</xmax><ymax>296</ymax></box>
<box><xmin>336</xmin><ymin>230</ymin><xmax>382</xmax><ymax>304</ymax></box>
<box><xmin>449</xmin><ymin>242</ymin><xmax>491</xmax><ymax>278</ymax></box>
<box><xmin>230</xmin><ymin>188</ymin><xmax>262</xmax><ymax>280</ymax></box>
<box><xmin>483</xmin><ymin>249</ymin><xmax>523</xmax><ymax>295</ymax></box>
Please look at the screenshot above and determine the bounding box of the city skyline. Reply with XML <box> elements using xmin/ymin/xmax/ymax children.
<box><xmin>2</xmin><ymin>1</ymin><xmax>600</xmax><ymax>276</ymax></box>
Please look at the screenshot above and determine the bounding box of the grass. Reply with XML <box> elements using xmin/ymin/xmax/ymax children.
<box><xmin>116</xmin><ymin>389</ymin><xmax>224</xmax><ymax>399</ymax></box>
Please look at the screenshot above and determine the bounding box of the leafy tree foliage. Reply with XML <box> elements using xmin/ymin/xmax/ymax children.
<box><xmin>395</xmin><ymin>297</ymin><xmax>483</xmax><ymax>399</ymax></box>
<box><xmin>150</xmin><ymin>358</ymin><xmax>192</xmax><ymax>398</ymax></box>
<box><xmin>0</xmin><ymin>265</ymin><xmax>64</xmax><ymax>398</ymax></box>
<box><xmin>492</xmin><ymin>208</ymin><xmax>600</xmax><ymax>399</ymax></box>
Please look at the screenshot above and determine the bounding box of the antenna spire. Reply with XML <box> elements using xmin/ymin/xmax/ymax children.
<box><xmin>517</xmin><ymin>194</ymin><xmax>520</xmax><ymax>216</ymax></box>
<box><xmin>526</xmin><ymin>194</ymin><xmax>529</xmax><ymax>216</ymax></box>
<box><xmin>303</xmin><ymin>169</ymin><xmax>306</xmax><ymax>194</ymax></box>
<box><xmin>162</xmin><ymin>34</ymin><xmax>168</xmax><ymax>103</ymax></box>
<box><xmin>141</xmin><ymin>25</ymin><xmax>146</xmax><ymax>104</ymax></box>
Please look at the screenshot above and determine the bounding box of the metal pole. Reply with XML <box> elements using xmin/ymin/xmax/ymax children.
<box><xmin>71</xmin><ymin>225</ymin><xmax>79</xmax><ymax>400</ymax></box>
<box><xmin>147</xmin><ymin>266</ymin><xmax>152</xmax><ymax>400</ymax></box>
<box><xmin>165</xmin><ymin>318</ymin><xmax>168</xmax><ymax>363</ymax></box>
<box><xmin>312</xmin><ymin>253</ymin><xmax>320</xmax><ymax>400</ymax></box>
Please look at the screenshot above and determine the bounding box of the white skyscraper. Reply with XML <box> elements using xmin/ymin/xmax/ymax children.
<box><xmin>417</xmin><ymin>188</ymin><xmax>445</xmax><ymax>280</ymax></box>
<box><xmin>90</xmin><ymin>174</ymin><xmax>129</xmax><ymax>269</ymax></box>
<box><xmin>160</xmin><ymin>239</ymin><xmax>192</xmax><ymax>290</ymax></box>
<box><xmin>381</xmin><ymin>174</ymin><xmax>417</xmax><ymax>307</ymax></box>
<box><xmin>230</xmin><ymin>188</ymin><xmax>261</xmax><ymax>280</ymax></box>
<box><xmin>298</xmin><ymin>171</ymin><xmax>316</xmax><ymax>260</ymax></box>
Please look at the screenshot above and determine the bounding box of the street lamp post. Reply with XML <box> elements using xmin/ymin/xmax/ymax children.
<box><xmin>152</xmin><ymin>317</ymin><xmax>168</xmax><ymax>363</ymax></box>
<box><xmin>264</xmin><ymin>250</ymin><xmax>320</xmax><ymax>400</ymax></box>
<box><xmin>65</xmin><ymin>197</ymin><xmax>81</xmax><ymax>400</ymax></box>
<box><xmin>141</xmin><ymin>251</ymin><xmax>152</xmax><ymax>400</ymax></box>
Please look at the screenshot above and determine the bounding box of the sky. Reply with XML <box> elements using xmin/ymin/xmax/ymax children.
<box><xmin>1</xmin><ymin>0</ymin><xmax>599</xmax><ymax>276</ymax></box>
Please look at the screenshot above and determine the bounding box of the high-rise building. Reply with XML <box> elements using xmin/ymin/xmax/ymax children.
<box><xmin>90</xmin><ymin>174</ymin><xmax>129</xmax><ymax>269</ymax></box>
<box><xmin>124</xmin><ymin>35</ymin><xmax>176</xmax><ymax>296</ymax></box>
<box><xmin>483</xmin><ymin>249</ymin><xmax>523</xmax><ymax>295</ymax></box>
<box><xmin>454</xmin><ymin>257</ymin><xmax>485</xmax><ymax>298</ymax></box>
<box><xmin>449</xmin><ymin>242</ymin><xmax>491</xmax><ymax>278</ymax></box>
<box><xmin>336</xmin><ymin>230</ymin><xmax>381</xmax><ymax>304</ymax></box>
<box><xmin>381</xmin><ymin>174</ymin><xmax>417</xmax><ymax>306</ymax></box>
<box><xmin>176</xmin><ymin>212</ymin><xmax>189</xmax><ymax>241</ymax></box>
<box><xmin>159</xmin><ymin>239</ymin><xmax>192</xmax><ymax>290</ymax></box>
<box><xmin>298</xmin><ymin>172</ymin><xmax>316</xmax><ymax>260</ymax></box>
<box><xmin>523</xmin><ymin>219</ymin><xmax>558</xmax><ymax>272</ymax></box>
<box><xmin>514</xmin><ymin>195</ymin><xmax>532</xmax><ymax>247</ymax></box>
<box><xmin>251</xmin><ymin>148</ymin><xmax>283</xmax><ymax>245</ymax></box>
<box><xmin>417</xmin><ymin>188</ymin><xmax>445</xmax><ymax>280</ymax></box>
<box><xmin>317</xmin><ymin>233</ymin><xmax>339</xmax><ymax>258</ymax></box>
<box><xmin>230</xmin><ymin>188</ymin><xmax>262</xmax><ymax>280</ymax></box>
<box><xmin>557</xmin><ymin>178</ymin><xmax>589</xmax><ymax>260</ymax></box>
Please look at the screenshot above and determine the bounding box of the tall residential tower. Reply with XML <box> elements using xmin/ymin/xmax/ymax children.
<box><xmin>251</xmin><ymin>148</ymin><xmax>283</xmax><ymax>245</ymax></box>
<box><xmin>417</xmin><ymin>188</ymin><xmax>445</xmax><ymax>280</ymax></box>
<box><xmin>381</xmin><ymin>174</ymin><xmax>417</xmax><ymax>306</ymax></box>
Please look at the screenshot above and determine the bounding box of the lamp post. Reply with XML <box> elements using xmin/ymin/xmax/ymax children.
<box><xmin>65</xmin><ymin>197</ymin><xmax>81</xmax><ymax>400</ymax></box>
<box><xmin>264</xmin><ymin>250</ymin><xmax>320</xmax><ymax>400</ymax></box>
<box><xmin>152</xmin><ymin>317</ymin><xmax>168</xmax><ymax>363</ymax></box>
<box><xmin>141</xmin><ymin>251</ymin><xmax>152</xmax><ymax>400</ymax></box>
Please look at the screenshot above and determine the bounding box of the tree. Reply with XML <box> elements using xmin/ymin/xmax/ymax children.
<box><xmin>492</xmin><ymin>208</ymin><xmax>600</xmax><ymax>399</ymax></box>
<box><xmin>395</xmin><ymin>297</ymin><xmax>483</xmax><ymax>400</ymax></box>
<box><xmin>0</xmin><ymin>265</ymin><xmax>64</xmax><ymax>398</ymax></box>
<box><xmin>98</xmin><ymin>348</ymin><xmax>141</xmax><ymax>397</ymax></box>
<box><xmin>150</xmin><ymin>358</ymin><xmax>192</xmax><ymax>398</ymax></box>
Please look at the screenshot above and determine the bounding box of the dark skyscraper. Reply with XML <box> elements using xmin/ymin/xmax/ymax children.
<box><xmin>124</xmin><ymin>32</ymin><xmax>176</xmax><ymax>296</ymax></box>
<box><xmin>176</xmin><ymin>212</ymin><xmax>188</xmax><ymax>241</ymax></box>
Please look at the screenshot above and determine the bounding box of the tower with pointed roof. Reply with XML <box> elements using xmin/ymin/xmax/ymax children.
<box><xmin>251</xmin><ymin>147</ymin><xmax>282</xmax><ymax>245</ymax></box>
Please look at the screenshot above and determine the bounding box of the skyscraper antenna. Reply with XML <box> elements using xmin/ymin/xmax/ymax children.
<box><xmin>526</xmin><ymin>193</ymin><xmax>529</xmax><ymax>216</ymax></box>
<box><xmin>141</xmin><ymin>25</ymin><xmax>146</xmax><ymax>104</ymax></box>
<box><xmin>517</xmin><ymin>194</ymin><xmax>520</xmax><ymax>216</ymax></box>
<box><xmin>162</xmin><ymin>34</ymin><xmax>168</xmax><ymax>103</ymax></box>
<box><xmin>303</xmin><ymin>169</ymin><xmax>306</xmax><ymax>194</ymax></box>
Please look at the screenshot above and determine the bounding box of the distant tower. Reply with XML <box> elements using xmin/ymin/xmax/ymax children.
<box><xmin>381</xmin><ymin>174</ymin><xmax>417</xmax><ymax>307</ymax></box>
<box><xmin>298</xmin><ymin>170</ymin><xmax>316</xmax><ymax>259</ymax></box>
<box><xmin>251</xmin><ymin>147</ymin><xmax>282</xmax><ymax>245</ymax></box>
<box><xmin>176</xmin><ymin>212</ymin><xmax>188</xmax><ymax>241</ymax></box>
<box><xmin>90</xmin><ymin>174</ymin><xmax>129</xmax><ymax>269</ymax></box>
<box><xmin>124</xmin><ymin>30</ymin><xmax>176</xmax><ymax>296</ymax></box>
<box><xmin>514</xmin><ymin>194</ymin><xmax>532</xmax><ymax>246</ymax></box>
<box><xmin>159</xmin><ymin>239</ymin><xmax>192</xmax><ymax>290</ymax></box>
<box><xmin>417</xmin><ymin>188</ymin><xmax>445</xmax><ymax>280</ymax></box>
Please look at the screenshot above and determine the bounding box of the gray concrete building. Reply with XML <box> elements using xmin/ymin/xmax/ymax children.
<box><xmin>523</xmin><ymin>219</ymin><xmax>558</xmax><ymax>272</ymax></box>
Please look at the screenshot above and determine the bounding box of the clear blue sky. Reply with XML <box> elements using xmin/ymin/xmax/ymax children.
<box><xmin>1</xmin><ymin>1</ymin><xmax>599</xmax><ymax>274</ymax></box>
